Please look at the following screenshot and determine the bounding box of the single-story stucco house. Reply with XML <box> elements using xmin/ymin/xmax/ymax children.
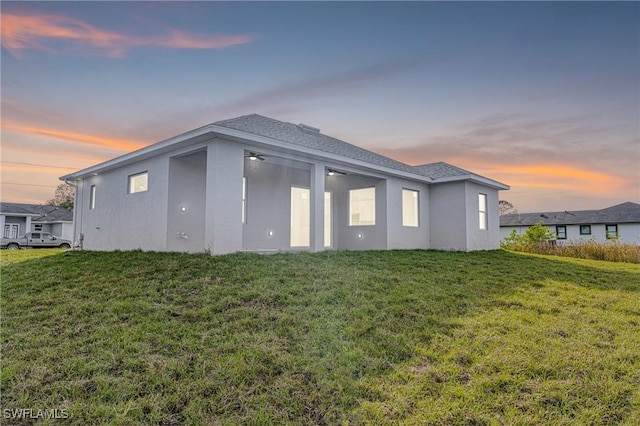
<box><xmin>60</xmin><ymin>114</ymin><xmax>509</xmax><ymax>254</ymax></box>
<box><xmin>0</xmin><ymin>203</ymin><xmax>74</xmax><ymax>240</ymax></box>
<box><xmin>500</xmin><ymin>202</ymin><xmax>640</xmax><ymax>245</ymax></box>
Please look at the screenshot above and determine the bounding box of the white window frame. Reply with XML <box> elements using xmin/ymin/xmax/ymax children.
<box><xmin>324</xmin><ymin>191</ymin><xmax>332</xmax><ymax>248</ymax></box>
<box><xmin>479</xmin><ymin>193</ymin><xmax>488</xmax><ymax>230</ymax></box>
<box><xmin>290</xmin><ymin>186</ymin><xmax>310</xmax><ymax>247</ymax></box>
<box><xmin>128</xmin><ymin>171</ymin><xmax>148</xmax><ymax>194</ymax></box>
<box><xmin>89</xmin><ymin>185</ymin><xmax>96</xmax><ymax>209</ymax></box>
<box><xmin>242</xmin><ymin>177</ymin><xmax>247</xmax><ymax>224</ymax></box>
<box><xmin>349</xmin><ymin>187</ymin><xmax>376</xmax><ymax>226</ymax></box>
<box><xmin>402</xmin><ymin>188</ymin><xmax>419</xmax><ymax>227</ymax></box>
<box><xmin>4</xmin><ymin>224</ymin><xmax>19</xmax><ymax>239</ymax></box>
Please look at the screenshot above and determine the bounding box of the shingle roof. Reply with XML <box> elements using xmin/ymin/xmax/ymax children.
<box><xmin>0</xmin><ymin>203</ymin><xmax>73</xmax><ymax>222</ymax></box>
<box><xmin>500</xmin><ymin>202</ymin><xmax>640</xmax><ymax>226</ymax></box>
<box><xmin>215</xmin><ymin>114</ymin><xmax>424</xmax><ymax>175</ymax></box>
<box><xmin>214</xmin><ymin>114</ymin><xmax>496</xmax><ymax>182</ymax></box>
<box><xmin>0</xmin><ymin>202</ymin><xmax>38</xmax><ymax>215</ymax></box>
<box><xmin>411</xmin><ymin>162</ymin><xmax>472</xmax><ymax>180</ymax></box>
<box><xmin>61</xmin><ymin>113</ymin><xmax>508</xmax><ymax>189</ymax></box>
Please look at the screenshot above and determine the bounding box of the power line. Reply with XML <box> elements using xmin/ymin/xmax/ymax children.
<box><xmin>1</xmin><ymin>161</ymin><xmax>79</xmax><ymax>170</ymax></box>
<box><xmin>0</xmin><ymin>182</ymin><xmax>58</xmax><ymax>188</ymax></box>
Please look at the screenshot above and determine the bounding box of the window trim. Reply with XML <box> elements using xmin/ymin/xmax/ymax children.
<box><xmin>324</xmin><ymin>191</ymin><xmax>332</xmax><ymax>248</ymax></box>
<box><xmin>89</xmin><ymin>185</ymin><xmax>96</xmax><ymax>210</ymax></box>
<box><xmin>580</xmin><ymin>224</ymin><xmax>591</xmax><ymax>235</ymax></box>
<box><xmin>242</xmin><ymin>177</ymin><xmax>247</xmax><ymax>224</ymax></box>
<box><xmin>479</xmin><ymin>193</ymin><xmax>488</xmax><ymax>230</ymax></box>
<box><xmin>128</xmin><ymin>171</ymin><xmax>148</xmax><ymax>194</ymax></box>
<box><xmin>606</xmin><ymin>224</ymin><xmax>618</xmax><ymax>239</ymax></box>
<box><xmin>402</xmin><ymin>188</ymin><xmax>419</xmax><ymax>227</ymax></box>
<box><xmin>556</xmin><ymin>225</ymin><xmax>567</xmax><ymax>240</ymax></box>
<box><xmin>349</xmin><ymin>187</ymin><xmax>376</xmax><ymax>226</ymax></box>
<box><xmin>4</xmin><ymin>224</ymin><xmax>20</xmax><ymax>239</ymax></box>
<box><xmin>290</xmin><ymin>186</ymin><xmax>311</xmax><ymax>248</ymax></box>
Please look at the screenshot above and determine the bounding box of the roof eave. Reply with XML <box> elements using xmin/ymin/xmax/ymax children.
<box><xmin>0</xmin><ymin>212</ymin><xmax>41</xmax><ymax>217</ymax></box>
<box><xmin>33</xmin><ymin>220</ymin><xmax>73</xmax><ymax>224</ymax></box>
<box><xmin>60</xmin><ymin>125</ymin><xmax>216</xmax><ymax>181</ymax></box>
<box><xmin>432</xmin><ymin>174</ymin><xmax>510</xmax><ymax>190</ymax></box>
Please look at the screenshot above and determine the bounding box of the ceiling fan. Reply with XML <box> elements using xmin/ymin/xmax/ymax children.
<box><xmin>245</xmin><ymin>152</ymin><xmax>266</xmax><ymax>161</ymax></box>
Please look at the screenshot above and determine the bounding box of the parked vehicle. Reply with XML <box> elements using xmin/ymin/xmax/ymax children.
<box><xmin>1</xmin><ymin>232</ymin><xmax>72</xmax><ymax>250</ymax></box>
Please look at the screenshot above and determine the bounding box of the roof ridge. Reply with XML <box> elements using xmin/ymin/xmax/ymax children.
<box><xmin>214</xmin><ymin>113</ymin><xmax>419</xmax><ymax>173</ymax></box>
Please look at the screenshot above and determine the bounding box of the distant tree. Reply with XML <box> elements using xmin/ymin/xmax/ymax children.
<box><xmin>46</xmin><ymin>183</ymin><xmax>75</xmax><ymax>211</ymax></box>
<box><xmin>499</xmin><ymin>200</ymin><xmax>517</xmax><ymax>215</ymax></box>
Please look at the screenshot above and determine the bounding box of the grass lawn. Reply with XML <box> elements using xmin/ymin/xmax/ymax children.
<box><xmin>1</xmin><ymin>249</ymin><xmax>639</xmax><ymax>425</ymax></box>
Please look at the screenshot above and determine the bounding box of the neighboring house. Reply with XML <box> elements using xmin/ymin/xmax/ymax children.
<box><xmin>60</xmin><ymin>114</ymin><xmax>509</xmax><ymax>254</ymax></box>
<box><xmin>0</xmin><ymin>203</ymin><xmax>74</xmax><ymax>240</ymax></box>
<box><xmin>500</xmin><ymin>202</ymin><xmax>640</xmax><ymax>245</ymax></box>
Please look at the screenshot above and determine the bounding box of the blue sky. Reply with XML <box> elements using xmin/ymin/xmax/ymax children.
<box><xmin>1</xmin><ymin>1</ymin><xmax>638</xmax><ymax>212</ymax></box>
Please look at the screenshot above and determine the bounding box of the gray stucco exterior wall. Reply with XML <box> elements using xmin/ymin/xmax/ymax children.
<box><xmin>74</xmin><ymin>155</ymin><xmax>170</xmax><ymax>251</ymax></box>
<box><xmin>166</xmin><ymin>151</ymin><xmax>207</xmax><ymax>252</ymax></box>
<box><xmin>66</xmin><ymin>118</ymin><xmax>507</xmax><ymax>253</ymax></box>
<box><xmin>429</xmin><ymin>181</ymin><xmax>467</xmax><ymax>250</ymax></box>
<box><xmin>429</xmin><ymin>181</ymin><xmax>500</xmax><ymax>251</ymax></box>
<box><xmin>465</xmin><ymin>182</ymin><xmax>501</xmax><ymax>250</ymax></box>
<box><xmin>385</xmin><ymin>178</ymin><xmax>430</xmax><ymax>250</ymax></box>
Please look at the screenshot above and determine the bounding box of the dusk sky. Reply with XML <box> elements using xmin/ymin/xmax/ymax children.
<box><xmin>1</xmin><ymin>1</ymin><xmax>638</xmax><ymax>212</ymax></box>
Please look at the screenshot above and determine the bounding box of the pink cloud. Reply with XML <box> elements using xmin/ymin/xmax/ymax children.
<box><xmin>2</xmin><ymin>122</ymin><xmax>148</xmax><ymax>152</ymax></box>
<box><xmin>1</xmin><ymin>13</ymin><xmax>253</xmax><ymax>58</ymax></box>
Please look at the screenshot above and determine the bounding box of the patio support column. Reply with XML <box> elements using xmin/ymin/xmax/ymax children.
<box><xmin>310</xmin><ymin>163</ymin><xmax>325</xmax><ymax>252</ymax></box>
<box><xmin>205</xmin><ymin>140</ymin><xmax>244</xmax><ymax>254</ymax></box>
<box><xmin>26</xmin><ymin>216</ymin><xmax>32</xmax><ymax>233</ymax></box>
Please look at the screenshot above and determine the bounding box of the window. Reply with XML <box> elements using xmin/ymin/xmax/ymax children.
<box><xmin>350</xmin><ymin>187</ymin><xmax>375</xmax><ymax>226</ymax></box>
<box><xmin>479</xmin><ymin>193</ymin><xmax>488</xmax><ymax>230</ymax></box>
<box><xmin>324</xmin><ymin>192</ymin><xmax>332</xmax><ymax>248</ymax></box>
<box><xmin>33</xmin><ymin>224</ymin><xmax>43</xmax><ymax>231</ymax></box>
<box><xmin>580</xmin><ymin>225</ymin><xmax>591</xmax><ymax>235</ymax></box>
<box><xmin>242</xmin><ymin>177</ymin><xmax>247</xmax><ymax>224</ymax></box>
<box><xmin>606</xmin><ymin>224</ymin><xmax>618</xmax><ymax>239</ymax></box>
<box><xmin>402</xmin><ymin>189</ymin><xmax>419</xmax><ymax>227</ymax></box>
<box><xmin>556</xmin><ymin>226</ymin><xmax>567</xmax><ymax>240</ymax></box>
<box><xmin>30</xmin><ymin>233</ymin><xmax>41</xmax><ymax>239</ymax></box>
<box><xmin>290</xmin><ymin>187</ymin><xmax>310</xmax><ymax>247</ymax></box>
<box><xmin>128</xmin><ymin>172</ymin><xmax>148</xmax><ymax>194</ymax></box>
<box><xmin>4</xmin><ymin>224</ymin><xmax>19</xmax><ymax>239</ymax></box>
<box><xmin>89</xmin><ymin>185</ymin><xmax>96</xmax><ymax>209</ymax></box>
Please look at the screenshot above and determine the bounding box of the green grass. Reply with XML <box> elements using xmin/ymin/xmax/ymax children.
<box><xmin>1</xmin><ymin>249</ymin><xmax>639</xmax><ymax>425</ymax></box>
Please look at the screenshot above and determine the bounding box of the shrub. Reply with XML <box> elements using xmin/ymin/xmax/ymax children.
<box><xmin>500</xmin><ymin>222</ymin><xmax>555</xmax><ymax>252</ymax></box>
